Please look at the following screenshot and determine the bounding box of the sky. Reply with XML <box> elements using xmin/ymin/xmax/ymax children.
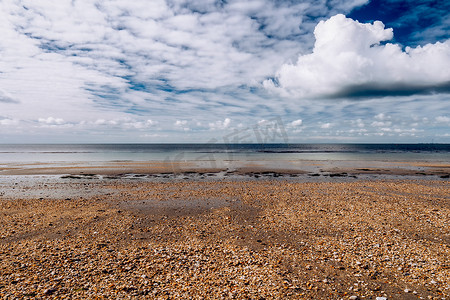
<box><xmin>0</xmin><ymin>0</ymin><xmax>449</xmax><ymax>143</ymax></box>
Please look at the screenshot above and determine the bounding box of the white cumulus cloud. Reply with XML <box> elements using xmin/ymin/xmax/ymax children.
<box><xmin>289</xmin><ymin>119</ymin><xmax>303</xmax><ymax>127</ymax></box>
<box><xmin>265</xmin><ymin>14</ymin><xmax>450</xmax><ymax>99</ymax></box>
<box><xmin>175</xmin><ymin>120</ymin><xmax>188</xmax><ymax>126</ymax></box>
<box><xmin>38</xmin><ymin>117</ymin><xmax>65</xmax><ymax>125</ymax></box>
<box><xmin>174</xmin><ymin>119</ymin><xmax>190</xmax><ymax>131</ymax></box>
<box><xmin>209</xmin><ymin>118</ymin><xmax>231</xmax><ymax>130</ymax></box>
<box><xmin>371</xmin><ymin>121</ymin><xmax>392</xmax><ymax>127</ymax></box>
<box><xmin>0</xmin><ymin>118</ymin><xmax>18</xmax><ymax>126</ymax></box>
<box><xmin>435</xmin><ymin>116</ymin><xmax>450</xmax><ymax>123</ymax></box>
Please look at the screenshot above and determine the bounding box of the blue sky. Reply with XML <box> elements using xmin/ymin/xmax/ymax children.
<box><xmin>0</xmin><ymin>0</ymin><xmax>449</xmax><ymax>143</ymax></box>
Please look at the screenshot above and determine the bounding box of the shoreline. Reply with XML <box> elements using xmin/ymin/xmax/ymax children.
<box><xmin>1</xmin><ymin>159</ymin><xmax>449</xmax><ymax>179</ymax></box>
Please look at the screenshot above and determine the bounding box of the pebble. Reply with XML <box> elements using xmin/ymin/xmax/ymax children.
<box><xmin>0</xmin><ymin>179</ymin><xmax>448</xmax><ymax>299</ymax></box>
<box><xmin>44</xmin><ymin>288</ymin><xmax>56</xmax><ymax>295</ymax></box>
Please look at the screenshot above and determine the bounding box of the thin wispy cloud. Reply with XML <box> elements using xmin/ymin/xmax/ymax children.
<box><xmin>0</xmin><ymin>89</ymin><xmax>19</xmax><ymax>103</ymax></box>
<box><xmin>349</xmin><ymin>0</ymin><xmax>450</xmax><ymax>46</ymax></box>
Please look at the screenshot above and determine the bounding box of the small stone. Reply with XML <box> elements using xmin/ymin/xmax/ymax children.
<box><xmin>322</xmin><ymin>279</ymin><xmax>329</xmax><ymax>284</ymax></box>
<box><xmin>404</xmin><ymin>288</ymin><xmax>411</xmax><ymax>293</ymax></box>
<box><xmin>305</xmin><ymin>265</ymin><xmax>312</xmax><ymax>270</ymax></box>
<box><xmin>376</xmin><ymin>297</ymin><xmax>388</xmax><ymax>300</ymax></box>
<box><xmin>44</xmin><ymin>288</ymin><xmax>56</xmax><ymax>295</ymax></box>
<box><xmin>349</xmin><ymin>296</ymin><xmax>358</xmax><ymax>300</ymax></box>
<box><xmin>430</xmin><ymin>280</ymin><xmax>436</xmax><ymax>284</ymax></box>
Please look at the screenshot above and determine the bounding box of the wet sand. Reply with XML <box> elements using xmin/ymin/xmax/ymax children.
<box><xmin>1</xmin><ymin>160</ymin><xmax>449</xmax><ymax>179</ymax></box>
<box><xmin>0</xmin><ymin>163</ymin><xmax>449</xmax><ymax>299</ymax></box>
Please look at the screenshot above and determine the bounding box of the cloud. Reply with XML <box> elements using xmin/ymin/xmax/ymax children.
<box><xmin>265</xmin><ymin>14</ymin><xmax>450</xmax><ymax>99</ymax></box>
<box><xmin>122</xmin><ymin>119</ymin><xmax>158</xmax><ymax>129</ymax></box>
<box><xmin>175</xmin><ymin>120</ymin><xmax>188</xmax><ymax>126</ymax></box>
<box><xmin>435</xmin><ymin>116</ymin><xmax>450</xmax><ymax>123</ymax></box>
<box><xmin>174</xmin><ymin>120</ymin><xmax>190</xmax><ymax>131</ymax></box>
<box><xmin>371</xmin><ymin>121</ymin><xmax>392</xmax><ymax>127</ymax></box>
<box><xmin>92</xmin><ymin>118</ymin><xmax>157</xmax><ymax>129</ymax></box>
<box><xmin>285</xmin><ymin>119</ymin><xmax>303</xmax><ymax>133</ymax></box>
<box><xmin>0</xmin><ymin>0</ymin><xmax>367</xmax><ymax>121</ymax></box>
<box><xmin>140</xmin><ymin>133</ymin><xmax>168</xmax><ymax>139</ymax></box>
<box><xmin>36</xmin><ymin>117</ymin><xmax>76</xmax><ymax>128</ymax></box>
<box><xmin>374</xmin><ymin>113</ymin><xmax>389</xmax><ymax>121</ymax></box>
<box><xmin>349</xmin><ymin>0</ymin><xmax>450</xmax><ymax>47</ymax></box>
<box><xmin>386</xmin><ymin>0</ymin><xmax>450</xmax><ymax>45</ymax></box>
<box><xmin>0</xmin><ymin>1</ymin><xmax>449</xmax><ymax>143</ymax></box>
<box><xmin>351</xmin><ymin>119</ymin><xmax>365</xmax><ymax>128</ymax></box>
<box><xmin>289</xmin><ymin>119</ymin><xmax>303</xmax><ymax>127</ymax></box>
<box><xmin>0</xmin><ymin>89</ymin><xmax>19</xmax><ymax>103</ymax></box>
<box><xmin>38</xmin><ymin>117</ymin><xmax>65</xmax><ymax>125</ymax></box>
<box><xmin>94</xmin><ymin>119</ymin><xmax>117</xmax><ymax>126</ymax></box>
<box><xmin>209</xmin><ymin>118</ymin><xmax>231</xmax><ymax>130</ymax></box>
<box><xmin>0</xmin><ymin>118</ymin><xmax>18</xmax><ymax>126</ymax></box>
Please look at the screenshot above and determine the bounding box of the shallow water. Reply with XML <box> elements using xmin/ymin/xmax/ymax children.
<box><xmin>1</xmin><ymin>143</ymin><xmax>449</xmax><ymax>163</ymax></box>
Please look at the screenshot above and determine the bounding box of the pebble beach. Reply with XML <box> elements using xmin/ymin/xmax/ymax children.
<box><xmin>0</xmin><ymin>173</ymin><xmax>449</xmax><ymax>299</ymax></box>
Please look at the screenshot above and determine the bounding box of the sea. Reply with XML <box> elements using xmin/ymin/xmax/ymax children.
<box><xmin>0</xmin><ymin>144</ymin><xmax>449</xmax><ymax>163</ymax></box>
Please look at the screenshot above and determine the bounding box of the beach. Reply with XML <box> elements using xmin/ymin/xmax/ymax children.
<box><xmin>0</xmin><ymin>160</ymin><xmax>449</xmax><ymax>299</ymax></box>
<box><xmin>2</xmin><ymin>0</ymin><xmax>450</xmax><ymax>297</ymax></box>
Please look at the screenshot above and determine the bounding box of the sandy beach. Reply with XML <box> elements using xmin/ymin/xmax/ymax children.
<box><xmin>1</xmin><ymin>0</ymin><xmax>449</xmax><ymax>296</ymax></box>
<box><xmin>0</xmin><ymin>162</ymin><xmax>449</xmax><ymax>299</ymax></box>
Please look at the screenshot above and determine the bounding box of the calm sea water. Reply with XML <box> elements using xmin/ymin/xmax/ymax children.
<box><xmin>0</xmin><ymin>144</ymin><xmax>449</xmax><ymax>163</ymax></box>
